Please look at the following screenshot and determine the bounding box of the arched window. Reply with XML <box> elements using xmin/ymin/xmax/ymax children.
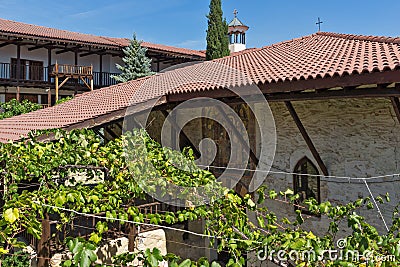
<box><xmin>293</xmin><ymin>157</ymin><xmax>320</xmax><ymax>213</ymax></box>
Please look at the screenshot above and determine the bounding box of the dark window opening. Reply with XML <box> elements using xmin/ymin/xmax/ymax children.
<box><xmin>293</xmin><ymin>157</ymin><xmax>321</xmax><ymax>215</ymax></box>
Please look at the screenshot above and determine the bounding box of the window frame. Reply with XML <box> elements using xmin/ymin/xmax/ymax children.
<box><xmin>293</xmin><ymin>156</ymin><xmax>321</xmax><ymax>215</ymax></box>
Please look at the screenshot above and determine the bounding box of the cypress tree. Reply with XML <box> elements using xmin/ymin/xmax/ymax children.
<box><xmin>112</xmin><ymin>34</ymin><xmax>154</xmax><ymax>83</ymax></box>
<box><xmin>206</xmin><ymin>0</ymin><xmax>230</xmax><ymax>60</ymax></box>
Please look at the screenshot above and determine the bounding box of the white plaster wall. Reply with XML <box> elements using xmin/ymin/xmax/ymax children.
<box><xmin>110</xmin><ymin>56</ymin><xmax>123</xmax><ymax>73</ymax></box>
<box><xmin>0</xmin><ymin>45</ymin><xmax>17</xmax><ymax>63</ymax></box>
<box><xmin>0</xmin><ymin>45</ymin><xmax>116</xmax><ymax>73</ymax></box>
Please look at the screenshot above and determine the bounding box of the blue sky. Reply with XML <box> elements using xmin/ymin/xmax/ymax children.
<box><xmin>1</xmin><ymin>0</ymin><xmax>399</xmax><ymax>50</ymax></box>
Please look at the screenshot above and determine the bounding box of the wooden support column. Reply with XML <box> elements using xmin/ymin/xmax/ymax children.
<box><xmin>285</xmin><ymin>101</ymin><xmax>328</xmax><ymax>176</ymax></box>
<box><xmin>16</xmin><ymin>86</ymin><xmax>20</xmax><ymax>102</ymax></box>
<box><xmin>215</xmin><ymin>105</ymin><xmax>259</xmax><ymax>166</ymax></box>
<box><xmin>127</xmin><ymin>221</ymin><xmax>137</xmax><ymax>252</ymax></box>
<box><xmin>37</xmin><ymin>214</ymin><xmax>51</xmax><ymax>267</ymax></box>
<box><xmin>16</xmin><ymin>44</ymin><xmax>21</xmax><ymax>83</ymax></box>
<box><xmin>47</xmin><ymin>47</ymin><xmax>52</xmax><ymax>84</ymax></box>
<box><xmin>390</xmin><ymin>96</ymin><xmax>400</xmax><ymax>124</ymax></box>
<box><xmin>55</xmin><ymin>75</ymin><xmax>59</xmax><ymax>101</ymax></box>
<box><xmin>160</xmin><ymin>110</ymin><xmax>201</xmax><ymax>158</ymax></box>
<box><xmin>74</xmin><ymin>50</ymin><xmax>78</xmax><ymax>65</ymax></box>
<box><xmin>99</xmin><ymin>54</ymin><xmax>103</xmax><ymax>87</ymax></box>
<box><xmin>47</xmin><ymin>88</ymin><xmax>52</xmax><ymax>107</ymax></box>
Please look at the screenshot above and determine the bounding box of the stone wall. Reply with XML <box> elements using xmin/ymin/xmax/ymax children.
<box><xmin>255</xmin><ymin>98</ymin><xmax>400</xmax><ymax>235</ymax></box>
<box><xmin>141</xmin><ymin>97</ymin><xmax>400</xmax><ymax>266</ymax></box>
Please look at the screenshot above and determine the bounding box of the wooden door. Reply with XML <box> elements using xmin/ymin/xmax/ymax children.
<box><xmin>29</xmin><ymin>60</ymin><xmax>44</xmax><ymax>81</ymax></box>
<box><xmin>10</xmin><ymin>58</ymin><xmax>27</xmax><ymax>80</ymax></box>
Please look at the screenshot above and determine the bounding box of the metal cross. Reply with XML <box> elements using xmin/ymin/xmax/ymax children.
<box><xmin>233</xmin><ymin>9</ymin><xmax>238</xmax><ymax>18</ymax></box>
<box><xmin>316</xmin><ymin>17</ymin><xmax>323</xmax><ymax>32</ymax></box>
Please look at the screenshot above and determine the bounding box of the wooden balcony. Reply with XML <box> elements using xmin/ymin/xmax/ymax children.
<box><xmin>51</xmin><ymin>63</ymin><xmax>93</xmax><ymax>79</ymax></box>
<box><xmin>0</xmin><ymin>62</ymin><xmax>118</xmax><ymax>88</ymax></box>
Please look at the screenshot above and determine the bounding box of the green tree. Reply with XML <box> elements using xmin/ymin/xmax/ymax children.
<box><xmin>206</xmin><ymin>0</ymin><xmax>230</xmax><ymax>60</ymax></box>
<box><xmin>112</xmin><ymin>34</ymin><xmax>155</xmax><ymax>83</ymax></box>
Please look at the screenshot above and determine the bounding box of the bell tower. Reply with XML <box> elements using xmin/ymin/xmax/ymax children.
<box><xmin>228</xmin><ymin>9</ymin><xmax>249</xmax><ymax>53</ymax></box>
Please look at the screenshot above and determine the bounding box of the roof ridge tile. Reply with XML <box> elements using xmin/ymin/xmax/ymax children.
<box><xmin>317</xmin><ymin>31</ymin><xmax>400</xmax><ymax>44</ymax></box>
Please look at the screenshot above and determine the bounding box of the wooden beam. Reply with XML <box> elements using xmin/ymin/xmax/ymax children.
<box><xmin>79</xmin><ymin>76</ymin><xmax>91</xmax><ymax>90</ymax></box>
<box><xmin>80</xmin><ymin>49</ymin><xmax>106</xmax><ymax>57</ymax></box>
<box><xmin>58</xmin><ymin>77</ymin><xmax>71</xmax><ymax>89</ymax></box>
<box><xmin>104</xmin><ymin>126</ymin><xmax>119</xmax><ymax>139</ymax></box>
<box><xmin>74</xmin><ymin>50</ymin><xmax>78</xmax><ymax>65</ymax></box>
<box><xmin>47</xmin><ymin>88</ymin><xmax>52</xmax><ymax>107</ymax></box>
<box><xmin>99</xmin><ymin>54</ymin><xmax>103</xmax><ymax>87</ymax></box>
<box><xmin>28</xmin><ymin>43</ymin><xmax>53</xmax><ymax>51</ymax></box>
<box><xmin>390</xmin><ymin>96</ymin><xmax>400</xmax><ymax>124</ymax></box>
<box><xmin>37</xmin><ymin>215</ymin><xmax>51</xmax><ymax>267</ymax></box>
<box><xmin>160</xmin><ymin>109</ymin><xmax>201</xmax><ymax>158</ymax></box>
<box><xmin>259</xmin><ymin>70</ymin><xmax>400</xmax><ymax>94</ymax></box>
<box><xmin>265</xmin><ymin>86</ymin><xmax>400</xmax><ymax>102</ymax></box>
<box><xmin>55</xmin><ymin>48</ymin><xmax>73</xmax><ymax>55</ymax></box>
<box><xmin>16</xmin><ymin>44</ymin><xmax>21</xmax><ymax>83</ymax></box>
<box><xmin>285</xmin><ymin>101</ymin><xmax>328</xmax><ymax>176</ymax></box>
<box><xmin>47</xmin><ymin>47</ymin><xmax>52</xmax><ymax>84</ymax></box>
<box><xmin>214</xmin><ymin>105</ymin><xmax>259</xmax><ymax>165</ymax></box>
<box><xmin>167</xmin><ymin>85</ymin><xmax>400</xmax><ymax>104</ymax></box>
<box><xmin>0</xmin><ymin>42</ymin><xmax>12</xmax><ymax>48</ymax></box>
<box><xmin>55</xmin><ymin>75</ymin><xmax>59</xmax><ymax>100</ymax></box>
<box><xmin>93</xmin><ymin>128</ymin><xmax>106</xmax><ymax>140</ymax></box>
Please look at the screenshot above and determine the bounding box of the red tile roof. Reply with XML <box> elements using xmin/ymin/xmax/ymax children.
<box><xmin>0</xmin><ymin>31</ymin><xmax>399</xmax><ymax>142</ymax></box>
<box><xmin>0</xmin><ymin>18</ymin><xmax>205</xmax><ymax>58</ymax></box>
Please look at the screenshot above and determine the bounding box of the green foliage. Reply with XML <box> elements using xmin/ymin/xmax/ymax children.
<box><xmin>1</xmin><ymin>250</ymin><xmax>31</xmax><ymax>267</ymax></box>
<box><xmin>114</xmin><ymin>248</ymin><xmax>222</xmax><ymax>267</ymax></box>
<box><xmin>206</xmin><ymin>0</ymin><xmax>230</xmax><ymax>60</ymax></box>
<box><xmin>0</xmin><ymin>129</ymin><xmax>398</xmax><ymax>266</ymax></box>
<box><xmin>112</xmin><ymin>34</ymin><xmax>155</xmax><ymax>83</ymax></box>
<box><xmin>62</xmin><ymin>238</ymin><xmax>97</xmax><ymax>267</ymax></box>
<box><xmin>0</xmin><ymin>99</ymin><xmax>41</xmax><ymax>120</ymax></box>
<box><xmin>56</xmin><ymin>96</ymin><xmax>73</xmax><ymax>105</ymax></box>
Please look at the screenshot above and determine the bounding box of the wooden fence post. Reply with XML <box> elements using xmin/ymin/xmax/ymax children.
<box><xmin>127</xmin><ymin>220</ymin><xmax>137</xmax><ymax>252</ymax></box>
<box><xmin>37</xmin><ymin>214</ymin><xmax>50</xmax><ymax>267</ymax></box>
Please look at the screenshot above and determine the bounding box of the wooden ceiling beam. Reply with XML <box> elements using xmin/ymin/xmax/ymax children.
<box><xmin>55</xmin><ymin>45</ymin><xmax>82</xmax><ymax>55</ymax></box>
<box><xmin>28</xmin><ymin>43</ymin><xmax>54</xmax><ymax>51</ymax></box>
<box><xmin>0</xmin><ymin>42</ymin><xmax>12</xmax><ymax>48</ymax></box>
<box><xmin>259</xmin><ymin>70</ymin><xmax>400</xmax><ymax>94</ymax></box>
<box><xmin>390</xmin><ymin>96</ymin><xmax>400</xmax><ymax>125</ymax></box>
<box><xmin>167</xmin><ymin>78</ymin><xmax>400</xmax><ymax>103</ymax></box>
<box><xmin>285</xmin><ymin>101</ymin><xmax>329</xmax><ymax>176</ymax></box>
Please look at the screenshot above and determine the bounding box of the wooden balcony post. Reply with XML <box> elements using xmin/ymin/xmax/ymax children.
<box><xmin>55</xmin><ymin>75</ymin><xmax>59</xmax><ymax>101</ymax></box>
<box><xmin>90</xmin><ymin>65</ymin><xmax>93</xmax><ymax>90</ymax></box>
<box><xmin>16</xmin><ymin>44</ymin><xmax>21</xmax><ymax>82</ymax></box>
<box><xmin>47</xmin><ymin>88</ymin><xmax>51</xmax><ymax>107</ymax></box>
<box><xmin>127</xmin><ymin>220</ymin><xmax>137</xmax><ymax>252</ymax></box>
<box><xmin>16</xmin><ymin>86</ymin><xmax>20</xmax><ymax>102</ymax></box>
<box><xmin>47</xmin><ymin>47</ymin><xmax>52</xmax><ymax>84</ymax></box>
<box><xmin>99</xmin><ymin>54</ymin><xmax>103</xmax><ymax>87</ymax></box>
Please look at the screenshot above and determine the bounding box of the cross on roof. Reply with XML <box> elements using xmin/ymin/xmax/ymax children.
<box><xmin>233</xmin><ymin>9</ymin><xmax>238</xmax><ymax>18</ymax></box>
<box><xmin>316</xmin><ymin>17</ymin><xmax>323</xmax><ymax>32</ymax></box>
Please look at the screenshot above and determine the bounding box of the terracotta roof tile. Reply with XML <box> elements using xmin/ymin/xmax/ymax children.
<box><xmin>1</xmin><ymin>32</ymin><xmax>399</xmax><ymax>142</ymax></box>
<box><xmin>0</xmin><ymin>18</ymin><xmax>205</xmax><ymax>57</ymax></box>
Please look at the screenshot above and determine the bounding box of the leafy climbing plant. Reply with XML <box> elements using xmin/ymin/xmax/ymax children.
<box><xmin>0</xmin><ymin>129</ymin><xmax>398</xmax><ymax>267</ymax></box>
<box><xmin>0</xmin><ymin>99</ymin><xmax>41</xmax><ymax>120</ymax></box>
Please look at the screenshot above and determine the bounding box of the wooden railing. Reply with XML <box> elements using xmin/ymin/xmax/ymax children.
<box><xmin>0</xmin><ymin>62</ymin><xmax>49</xmax><ymax>82</ymax></box>
<box><xmin>51</xmin><ymin>63</ymin><xmax>93</xmax><ymax>77</ymax></box>
<box><xmin>0</xmin><ymin>62</ymin><xmax>118</xmax><ymax>87</ymax></box>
